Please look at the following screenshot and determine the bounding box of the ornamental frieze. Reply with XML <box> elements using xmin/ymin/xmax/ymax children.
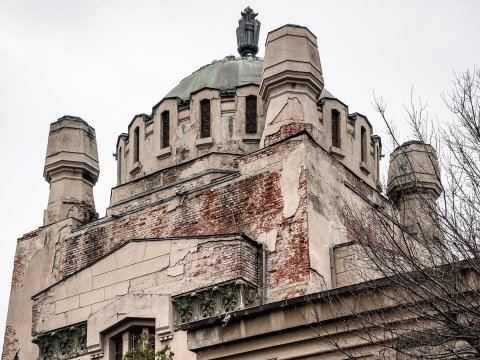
<box><xmin>172</xmin><ymin>280</ymin><xmax>257</xmax><ymax>327</ymax></box>
<box><xmin>32</xmin><ymin>322</ymin><xmax>87</xmax><ymax>360</ymax></box>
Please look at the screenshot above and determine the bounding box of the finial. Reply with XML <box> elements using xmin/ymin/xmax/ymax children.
<box><xmin>236</xmin><ymin>7</ymin><xmax>261</xmax><ymax>57</ymax></box>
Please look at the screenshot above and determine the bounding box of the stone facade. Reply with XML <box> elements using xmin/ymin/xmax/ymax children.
<box><xmin>2</xmin><ymin>7</ymin><xmax>444</xmax><ymax>360</ymax></box>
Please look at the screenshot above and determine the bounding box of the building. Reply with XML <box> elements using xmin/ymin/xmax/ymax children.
<box><xmin>2</xmin><ymin>7</ymin><xmax>446</xmax><ymax>360</ymax></box>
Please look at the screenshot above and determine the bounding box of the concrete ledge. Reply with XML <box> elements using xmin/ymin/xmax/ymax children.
<box><xmin>157</xmin><ymin>145</ymin><xmax>172</xmax><ymax>159</ymax></box>
<box><xmin>195</xmin><ymin>136</ymin><xmax>213</xmax><ymax>148</ymax></box>
<box><xmin>329</xmin><ymin>146</ymin><xmax>345</xmax><ymax>158</ymax></box>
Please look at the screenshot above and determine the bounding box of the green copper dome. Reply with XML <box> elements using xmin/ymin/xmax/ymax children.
<box><xmin>165</xmin><ymin>56</ymin><xmax>263</xmax><ymax>101</ymax></box>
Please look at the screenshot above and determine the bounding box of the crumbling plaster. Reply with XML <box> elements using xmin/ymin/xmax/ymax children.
<box><xmin>4</xmin><ymin>218</ymin><xmax>82</xmax><ymax>360</ymax></box>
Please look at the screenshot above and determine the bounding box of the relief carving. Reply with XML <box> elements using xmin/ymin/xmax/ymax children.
<box><xmin>172</xmin><ymin>280</ymin><xmax>257</xmax><ymax>327</ymax></box>
<box><xmin>32</xmin><ymin>322</ymin><xmax>87</xmax><ymax>360</ymax></box>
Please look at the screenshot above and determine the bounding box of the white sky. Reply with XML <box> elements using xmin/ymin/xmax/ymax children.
<box><xmin>1</xmin><ymin>0</ymin><xmax>479</xmax><ymax>349</ymax></box>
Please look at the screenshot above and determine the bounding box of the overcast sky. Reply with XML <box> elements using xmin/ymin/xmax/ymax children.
<box><xmin>1</xmin><ymin>0</ymin><xmax>479</xmax><ymax>349</ymax></box>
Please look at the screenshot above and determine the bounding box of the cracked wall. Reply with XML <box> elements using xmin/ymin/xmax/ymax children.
<box><xmin>58</xmin><ymin>138</ymin><xmax>311</xmax><ymax>304</ymax></box>
<box><xmin>31</xmin><ymin>235</ymin><xmax>259</xmax><ymax>358</ymax></box>
<box><xmin>2</xmin><ymin>219</ymin><xmax>83</xmax><ymax>360</ymax></box>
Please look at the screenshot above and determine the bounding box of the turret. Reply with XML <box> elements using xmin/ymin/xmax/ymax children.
<box><xmin>260</xmin><ymin>24</ymin><xmax>324</xmax><ymax>147</ymax></box>
<box><xmin>43</xmin><ymin>115</ymin><xmax>100</xmax><ymax>225</ymax></box>
<box><xmin>387</xmin><ymin>141</ymin><xmax>442</xmax><ymax>240</ymax></box>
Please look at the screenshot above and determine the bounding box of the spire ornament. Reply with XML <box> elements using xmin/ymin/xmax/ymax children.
<box><xmin>236</xmin><ymin>7</ymin><xmax>261</xmax><ymax>57</ymax></box>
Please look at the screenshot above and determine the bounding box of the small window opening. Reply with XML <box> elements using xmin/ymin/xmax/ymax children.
<box><xmin>129</xmin><ymin>326</ymin><xmax>155</xmax><ymax>350</ymax></box>
<box><xmin>245</xmin><ymin>95</ymin><xmax>257</xmax><ymax>134</ymax></box>
<box><xmin>376</xmin><ymin>146</ymin><xmax>380</xmax><ymax>180</ymax></box>
<box><xmin>361</xmin><ymin>126</ymin><xmax>367</xmax><ymax>162</ymax></box>
<box><xmin>200</xmin><ymin>99</ymin><xmax>211</xmax><ymax>138</ymax></box>
<box><xmin>113</xmin><ymin>336</ymin><xmax>123</xmax><ymax>360</ymax></box>
<box><xmin>331</xmin><ymin>109</ymin><xmax>340</xmax><ymax>148</ymax></box>
<box><xmin>133</xmin><ymin>127</ymin><xmax>140</xmax><ymax>163</ymax></box>
<box><xmin>117</xmin><ymin>148</ymin><xmax>122</xmax><ymax>184</ymax></box>
<box><xmin>161</xmin><ymin>110</ymin><xmax>170</xmax><ymax>148</ymax></box>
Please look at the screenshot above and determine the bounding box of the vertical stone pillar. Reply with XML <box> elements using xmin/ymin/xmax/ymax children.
<box><xmin>43</xmin><ymin>115</ymin><xmax>100</xmax><ymax>225</ymax></box>
<box><xmin>259</xmin><ymin>25</ymin><xmax>324</xmax><ymax>147</ymax></box>
<box><xmin>387</xmin><ymin>141</ymin><xmax>442</xmax><ymax>241</ymax></box>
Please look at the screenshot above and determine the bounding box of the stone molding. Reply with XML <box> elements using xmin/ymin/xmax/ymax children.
<box><xmin>172</xmin><ymin>279</ymin><xmax>257</xmax><ymax>328</ymax></box>
<box><xmin>32</xmin><ymin>322</ymin><xmax>87</xmax><ymax>360</ymax></box>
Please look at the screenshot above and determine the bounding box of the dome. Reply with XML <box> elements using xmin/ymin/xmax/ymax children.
<box><xmin>164</xmin><ymin>54</ymin><xmax>334</xmax><ymax>101</ymax></box>
<box><xmin>165</xmin><ymin>56</ymin><xmax>263</xmax><ymax>100</ymax></box>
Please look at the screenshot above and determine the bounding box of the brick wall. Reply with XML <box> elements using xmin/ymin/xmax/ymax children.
<box><xmin>59</xmin><ymin>140</ymin><xmax>310</xmax><ymax>301</ymax></box>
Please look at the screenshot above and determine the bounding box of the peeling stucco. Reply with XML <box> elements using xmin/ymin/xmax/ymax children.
<box><xmin>280</xmin><ymin>143</ymin><xmax>304</xmax><ymax>218</ymax></box>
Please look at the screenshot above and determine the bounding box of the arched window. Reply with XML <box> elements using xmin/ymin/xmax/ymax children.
<box><xmin>133</xmin><ymin>127</ymin><xmax>140</xmax><ymax>163</ymax></box>
<box><xmin>361</xmin><ymin>126</ymin><xmax>367</xmax><ymax>162</ymax></box>
<box><xmin>245</xmin><ymin>95</ymin><xmax>257</xmax><ymax>134</ymax></box>
<box><xmin>331</xmin><ymin>109</ymin><xmax>340</xmax><ymax>148</ymax></box>
<box><xmin>200</xmin><ymin>99</ymin><xmax>211</xmax><ymax>138</ymax></box>
<box><xmin>161</xmin><ymin>110</ymin><xmax>170</xmax><ymax>148</ymax></box>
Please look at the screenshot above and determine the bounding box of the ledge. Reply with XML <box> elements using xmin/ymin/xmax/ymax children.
<box><xmin>195</xmin><ymin>136</ymin><xmax>213</xmax><ymax>148</ymax></box>
<box><xmin>242</xmin><ymin>134</ymin><xmax>261</xmax><ymax>144</ymax></box>
<box><xmin>129</xmin><ymin>161</ymin><xmax>142</xmax><ymax>175</ymax></box>
<box><xmin>360</xmin><ymin>161</ymin><xmax>371</xmax><ymax>175</ymax></box>
<box><xmin>157</xmin><ymin>146</ymin><xmax>172</xmax><ymax>159</ymax></box>
<box><xmin>329</xmin><ymin>146</ymin><xmax>345</xmax><ymax>158</ymax></box>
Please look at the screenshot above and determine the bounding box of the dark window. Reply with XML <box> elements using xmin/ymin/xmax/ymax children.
<box><xmin>133</xmin><ymin>127</ymin><xmax>140</xmax><ymax>162</ymax></box>
<box><xmin>161</xmin><ymin>111</ymin><xmax>170</xmax><ymax>148</ymax></box>
<box><xmin>114</xmin><ymin>338</ymin><xmax>123</xmax><ymax>360</ymax></box>
<box><xmin>331</xmin><ymin>109</ymin><xmax>340</xmax><ymax>148</ymax></box>
<box><xmin>200</xmin><ymin>99</ymin><xmax>211</xmax><ymax>138</ymax></box>
<box><xmin>245</xmin><ymin>95</ymin><xmax>257</xmax><ymax>134</ymax></box>
<box><xmin>129</xmin><ymin>326</ymin><xmax>155</xmax><ymax>350</ymax></box>
<box><xmin>117</xmin><ymin>148</ymin><xmax>122</xmax><ymax>184</ymax></box>
<box><xmin>361</xmin><ymin>126</ymin><xmax>367</xmax><ymax>162</ymax></box>
<box><xmin>129</xmin><ymin>328</ymin><xmax>143</xmax><ymax>350</ymax></box>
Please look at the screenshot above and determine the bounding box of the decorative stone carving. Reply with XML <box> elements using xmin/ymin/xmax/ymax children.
<box><xmin>176</xmin><ymin>98</ymin><xmax>190</xmax><ymax>107</ymax></box>
<box><xmin>32</xmin><ymin>323</ymin><xmax>87</xmax><ymax>360</ymax></box>
<box><xmin>219</xmin><ymin>88</ymin><xmax>236</xmax><ymax>97</ymax></box>
<box><xmin>236</xmin><ymin>7</ymin><xmax>260</xmax><ymax>57</ymax></box>
<box><xmin>172</xmin><ymin>280</ymin><xmax>257</xmax><ymax>327</ymax></box>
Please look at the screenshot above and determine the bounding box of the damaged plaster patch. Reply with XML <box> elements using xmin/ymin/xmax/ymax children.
<box><xmin>280</xmin><ymin>144</ymin><xmax>304</xmax><ymax>218</ymax></box>
<box><xmin>271</xmin><ymin>97</ymin><xmax>305</xmax><ymax>125</ymax></box>
<box><xmin>166</xmin><ymin>196</ymin><xmax>183</xmax><ymax>212</ymax></box>
<box><xmin>167</xmin><ymin>264</ymin><xmax>184</xmax><ymax>277</ymax></box>
<box><xmin>169</xmin><ymin>241</ymin><xmax>198</xmax><ymax>266</ymax></box>
<box><xmin>259</xmin><ymin>229</ymin><xmax>278</xmax><ymax>252</ymax></box>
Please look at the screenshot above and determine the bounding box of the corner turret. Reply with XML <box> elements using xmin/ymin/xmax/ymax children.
<box><xmin>43</xmin><ymin>115</ymin><xmax>100</xmax><ymax>225</ymax></box>
<box><xmin>260</xmin><ymin>25</ymin><xmax>324</xmax><ymax>147</ymax></box>
<box><xmin>387</xmin><ymin>140</ymin><xmax>442</xmax><ymax>240</ymax></box>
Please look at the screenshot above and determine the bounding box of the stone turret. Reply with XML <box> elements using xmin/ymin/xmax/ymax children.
<box><xmin>43</xmin><ymin>116</ymin><xmax>100</xmax><ymax>225</ymax></box>
<box><xmin>260</xmin><ymin>25</ymin><xmax>324</xmax><ymax>148</ymax></box>
<box><xmin>387</xmin><ymin>141</ymin><xmax>442</xmax><ymax>239</ymax></box>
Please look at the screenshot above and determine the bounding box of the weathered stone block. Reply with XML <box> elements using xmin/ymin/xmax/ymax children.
<box><xmin>55</xmin><ymin>295</ymin><xmax>80</xmax><ymax>314</ymax></box>
<box><xmin>105</xmin><ymin>280</ymin><xmax>130</xmax><ymax>300</ymax></box>
<box><xmin>115</xmin><ymin>242</ymin><xmax>146</xmax><ymax>268</ymax></box>
<box><xmin>91</xmin><ymin>254</ymin><xmax>117</xmax><ymax>276</ymax></box>
<box><xmin>79</xmin><ymin>288</ymin><xmax>105</xmax><ymax>307</ymax></box>
<box><xmin>66</xmin><ymin>269</ymin><xmax>93</xmax><ymax>297</ymax></box>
